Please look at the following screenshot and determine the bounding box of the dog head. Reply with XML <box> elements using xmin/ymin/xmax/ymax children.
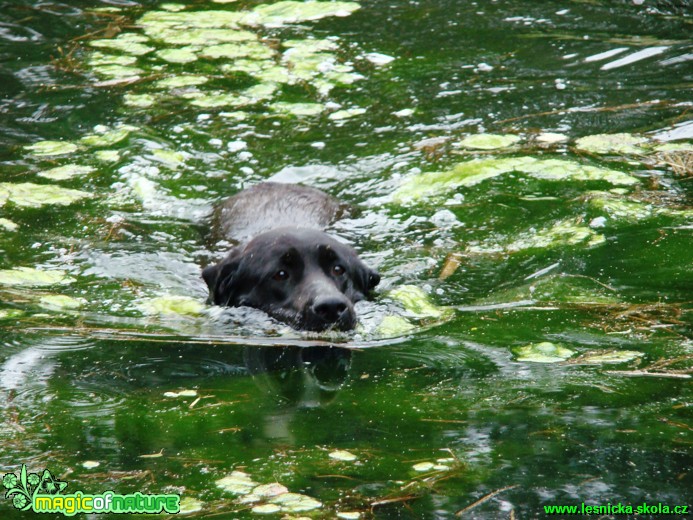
<box><xmin>203</xmin><ymin>228</ymin><xmax>380</xmax><ymax>331</ymax></box>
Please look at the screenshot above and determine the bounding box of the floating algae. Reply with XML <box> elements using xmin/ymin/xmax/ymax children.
<box><xmin>467</xmin><ymin>219</ymin><xmax>605</xmax><ymax>254</ymax></box>
<box><xmin>393</xmin><ymin>156</ymin><xmax>638</xmax><ymax>202</ymax></box>
<box><xmin>37</xmin><ymin>164</ymin><xmax>95</xmax><ymax>181</ymax></box>
<box><xmin>271</xmin><ymin>102</ymin><xmax>325</xmax><ymax>117</ymax></box>
<box><xmin>156</xmin><ymin>47</ymin><xmax>198</xmax><ymax>63</ymax></box>
<box><xmin>247</xmin><ymin>1</ymin><xmax>360</xmax><ymax>27</ymax></box>
<box><xmin>571</xmin><ymin>350</ymin><xmax>645</xmax><ymax>365</ymax></box>
<box><xmin>329</xmin><ymin>107</ymin><xmax>367</xmax><ymax>120</ymax></box>
<box><xmin>25</xmin><ymin>140</ymin><xmax>78</xmax><ymax>157</ymax></box>
<box><xmin>80</xmin><ymin>125</ymin><xmax>137</xmax><ymax>148</ymax></box>
<box><xmin>0</xmin><ymin>182</ymin><xmax>92</xmax><ymax>208</ymax></box>
<box><xmin>267</xmin><ymin>492</ymin><xmax>322</xmax><ymax>513</ymax></box>
<box><xmin>479</xmin><ymin>274</ymin><xmax>621</xmax><ymax>306</ymax></box>
<box><xmin>377</xmin><ymin>315</ymin><xmax>416</xmax><ymax>336</ymax></box>
<box><xmin>586</xmin><ymin>191</ymin><xmax>693</xmax><ymax>223</ymax></box>
<box><xmin>215</xmin><ymin>471</ymin><xmax>259</xmax><ymax>495</ymax></box>
<box><xmin>388</xmin><ymin>285</ymin><xmax>451</xmax><ymax>320</ymax></box>
<box><xmin>89</xmin><ymin>33</ymin><xmax>155</xmax><ymax>55</ymax></box>
<box><xmin>329</xmin><ymin>450</ymin><xmax>358</xmax><ymax>461</ymax></box>
<box><xmin>0</xmin><ymin>218</ymin><xmax>18</xmax><ymax>231</ymax></box>
<box><xmin>141</xmin><ymin>295</ymin><xmax>204</xmax><ymax>316</ymax></box>
<box><xmin>376</xmin><ymin>285</ymin><xmax>452</xmax><ymax>337</ymax></box>
<box><xmin>459</xmin><ymin>133</ymin><xmax>521</xmax><ymax>150</ymax></box>
<box><xmin>38</xmin><ymin>294</ymin><xmax>84</xmax><ymax>311</ymax></box>
<box><xmin>575</xmin><ymin>132</ymin><xmax>650</xmax><ymax>155</ymax></box>
<box><xmin>514</xmin><ymin>342</ymin><xmax>575</xmax><ymax>363</ymax></box>
<box><xmin>0</xmin><ymin>267</ymin><xmax>75</xmax><ymax>287</ymax></box>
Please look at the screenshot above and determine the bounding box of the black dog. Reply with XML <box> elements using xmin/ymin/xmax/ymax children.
<box><xmin>202</xmin><ymin>183</ymin><xmax>380</xmax><ymax>331</ymax></box>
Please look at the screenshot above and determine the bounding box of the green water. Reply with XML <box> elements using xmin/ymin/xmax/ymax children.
<box><xmin>0</xmin><ymin>1</ymin><xmax>691</xmax><ymax>518</ymax></box>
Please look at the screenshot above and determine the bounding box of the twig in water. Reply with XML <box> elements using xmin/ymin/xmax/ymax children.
<box><xmin>455</xmin><ymin>485</ymin><xmax>518</xmax><ymax>516</ymax></box>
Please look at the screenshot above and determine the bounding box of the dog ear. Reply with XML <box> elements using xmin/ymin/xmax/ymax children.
<box><xmin>202</xmin><ymin>251</ymin><xmax>242</xmax><ymax>306</ymax></box>
<box><xmin>367</xmin><ymin>269</ymin><xmax>380</xmax><ymax>291</ymax></box>
<box><xmin>353</xmin><ymin>261</ymin><xmax>380</xmax><ymax>296</ymax></box>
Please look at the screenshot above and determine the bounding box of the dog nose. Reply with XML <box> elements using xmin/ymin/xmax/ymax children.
<box><xmin>312</xmin><ymin>297</ymin><xmax>349</xmax><ymax>323</ymax></box>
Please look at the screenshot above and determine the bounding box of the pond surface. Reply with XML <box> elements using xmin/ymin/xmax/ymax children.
<box><xmin>0</xmin><ymin>0</ymin><xmax>691</xmax><ymax>518</ymax></box>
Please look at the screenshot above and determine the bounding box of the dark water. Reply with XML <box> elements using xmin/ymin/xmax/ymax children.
<box><xmin>0</xmin><ymin>1</ymin><xmax>691</xmax><ymax>518</ymax></box>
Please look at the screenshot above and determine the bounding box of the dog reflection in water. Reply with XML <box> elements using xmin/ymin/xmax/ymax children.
<box><xmin>243</xmin><ymin>345</ymin><xmax>352</xmax><ymax>442</ymax></box>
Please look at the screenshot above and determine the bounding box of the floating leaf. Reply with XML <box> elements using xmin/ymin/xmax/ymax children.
<box><xmin>575</xmin><ymin>133</ymin><xmax>650</xmax><ymax>155</ymax></box>
<box><xmin>157</xmin><ymin>47</ymin><xmax>198</xmax><ymax>63</ymax></box>
<box><xmin>0</xmin><ymin>267</ymin><xmax>75</xmax><ymax>287</ymax></box>
<box><xmin>249</xmin><ymin>1</ymin><xmax>361</xmax><ymax>27</ymax></box>
<box><xmin>377</xmin><ymin>315</ymin><xmax>416</xmax><ymax>336</ymax></box>
<box><xmin>252</xmin><ymin>504</ymin><xmax>281</xmax><ymax>514</ymax></box>
<box><xmin>0</xmin><ymin>218</ymin><xmax>18</xmax><ymax>231</ymax></box>
<box><xmin>393</xmin><ymin>108</ymin><xmax>414</xmax><ymax>117</ymax></box>
<box><xmin>337</xmin><ymin>513</ymin><xmax>362</xmax><ymax>520</ymax></box>
<box><xmin>0</xmin><ymin>182</ymin><xmax>92</xmax><ymax>208</ymax></box>
<box><xmin>514</xmin><ymin>342</ymin><xmax>575</xmax><ymax>363</ymax></box>
<box><xmin>38</xmin><ymin>164</ymin><xmax>95</xmax><ymax>180</ymax></box>
<box><xmin>587</xmin><ymin>192</ymin><xmax>655</xmax><ymax>222</ymax></box>
<box><xmin>388</xmin><ymin>285</ymin><xmax>450</xmax><ymax>320</ymax></box>
<box><xmin>179</xmin><ymin>497</ymin><xmax>203</xmax><ymax>515</ymax></box>
<box><xmin>164</xmin><ymin>389</ymin><xmax>198</xmax><ymax>398</ymax></box>
<box><xmin>243</xmin><ymin>83</ymin><xmax>278</xmax><ymax>101</ymax></box>
<box><xmin>154</xmin><ymin>27</ymin><xmax>256</xmax><ymax>46</ymax></box>
<box><xmin>94</xmin><ymin>150</ymin><xmax>121</xmax><ymax>162</ymax></box>
<box><xmin>123</xmin><ymin>93</ymin><xmax>157</xmax><ymax>108</ymax></box>
<box><xmin>88</xmin><ymin>52</ymin><xmax>138</xmax><ymax>67</ymax></box>
<box><xmin>138</xmin><ymin>10</ymin><xmax>247</xmax><ymax>33</ymax></box>
<box><xmin>268</xmin><ymin>492</ymin><xmax>322</xmax><ymax>513</ymax></box>
<box><xmin>150</xmin><ymin>149</ymin><xmax>186</xmax><ymax>166</ymax></box>
<box><xmin>271</xmin><ymin>102</ymin><xmax>324</xmax><ymax>117</ymax></box>
<box><xmin>329</xmin><ymin>107</ymin><xmax>366</xmax><ymax>120</ymax></box>
<box><xmin>654</xmin><ymin>142</ymin><xmax>693</xmax><ymax>153</ymax></box>
<box><xmin>39</xmin><ymin>294</ymin><xmax>84</xmax><ymax>311</ymax></box>
<box><xmin>573</xmin><ymin>350</ymin><xmax>644</xmax><ymax>365</ymax></box>
<box><xmin>80</xmin><ymin>125</ymin><xmax>137</xmax><ymax>147</ymax></box>
<box><xmin>252</xmin><ymin>483</ymin><xmax>289</xmax><ymax>498</ymax></box>
<box><xmin>25</xmin><ymin>140</ymin><xmax>78</xmax><ymax>157</ymax></box>
<box><xmin>155</xmin><ymin>75</ymin><xmax>209</xmax><ymax>89</ymax></box>
<box><xmin>187</xmin><ymin>91</ymin><xmax>251</xmax><ymax>108</ymax></box>
<box><xmin>412</xmin><ymin>462</ymin><xmax>435</xmax><ymax>472</ymax></box>
<box><xmin>506</xmin><ymin>219</ymin><xmax>605</xmax><ymax>252</ymax></box>
<box><xmin>216</xmin><ymin>471</ymin><xmax>258</xmax><ymax>495</ymax></box>
<box><xmin>89</xmin><ymin>34</ymin><xmax>155</xmax><ymax>55</ymax></box>
<box><xmin>518</xmin><ymin>158</ymin><xmax>638</xmax><ymax>184</ymax></box>
<box><xmin>142</xmin><ymin>295</ymin><xmax>204</xmax><ymax>316</ymax></box>
<box><xmin>536</xmin><ymin>132</ymin><xmax>569</xmax><ymax>144</ymax></box>
<box><xmin>82</xmin><ymin>461</ymin><xmax>100</xmax><ymax>469</ymax></box>
<box><xmin>0</xmin><ymin>309</ymin><xmax>23</xmax><ymax>320</ymax></box>
<box><xmin>393</xmin><ymin>156</ymin><xmax>638</xmax><ymax>202</ymax></box>
<box><xmin>459</xmin><ymin>133</ymin><xmax>521</xmax><ymax>150</ymax></box>
<box><xmin>161</xmin><ymin>3</ymin><xmax>186</xmax><ymax>12</ymax></box>
<box><xmin>329</xmin><ymin>450</ymin><xmax>358</xmax><ymax>461</ymax></box>
<box><xmin>284</xmin><ymin>38</ymin><xmax>339</xmax><ymax>53</ymax></box>
<box><xmin>93</xmin><ymin>64</ymin><xmax>143</xmax><ymax>79</ymax></box>
<box><xmin>200</xmin><ymin>41</ymin><xmax>274</xmax><ymax>60</ymax></box>
<box><xmin>468</xmin><ymin>219</ymin><xmax>605</xmax><ymax>254</ymax></box>
<box><xmin>364</xmin><ymin>52</ymin><xmax>395</xmax><ymax>65</ymax></box>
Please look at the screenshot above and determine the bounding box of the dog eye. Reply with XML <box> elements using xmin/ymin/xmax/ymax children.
<box><xmin>332</xmin><ymin>264</ymin><xmax>346</xmax><ymax>276</ymax></box>
<box><xmin>273</xmin><ymin>269</ymin><xmax>289</xmax><ymax>281</ymax></box>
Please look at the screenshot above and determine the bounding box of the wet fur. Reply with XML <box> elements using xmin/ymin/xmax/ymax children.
<box><xmin>203</xmin><ymin>183</ymin><xmax>379</xmax><ymax>331</ymax></box>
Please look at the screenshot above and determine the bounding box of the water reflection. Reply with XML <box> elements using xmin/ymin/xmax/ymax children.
<box><xmin>245</xmin><ymin>346</ymin><xmax>352</xmax><ymax>442</ymax></box>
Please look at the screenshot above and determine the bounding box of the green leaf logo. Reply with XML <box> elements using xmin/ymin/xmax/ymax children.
<box><xmin>2</xmin><ymin>465</ymin><xmax>68</xmax><ymax>511</ymax></box>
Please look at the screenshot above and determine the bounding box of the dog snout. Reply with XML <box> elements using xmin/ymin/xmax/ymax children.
<box><xmin>309</xmin><ymin>294</ymin><xmax>355</xmax><ymax>331</ymax></box>
<box><xmin>313</xmin><ymin>296</ymin><xmax>348</xmax><ymax>321</ymax></box>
